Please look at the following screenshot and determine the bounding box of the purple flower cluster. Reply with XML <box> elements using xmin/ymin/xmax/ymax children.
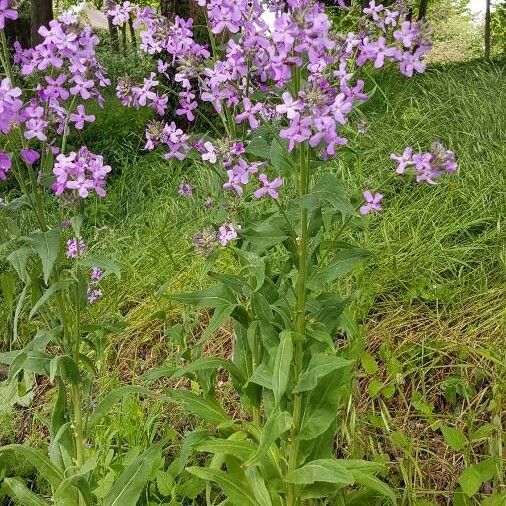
<box><xmin>52</xmin><ymin>146</ymin><xmax>111</xmax><ymax>198</ymax></box>
<box><xmin>87</xmin><ymin>266</ymin><xmax>103</xmax><ymax>303</ymax></box>
<box><xmin>107</xmin><ymin>1</ymin><xmax>133</xmax><ymax>26</ymax></box>
<box><xmin>391</xmin><ymin>141</ymin><xmax>457</xmax><ymax>184</ymax></box>
<box><xmin>192</xmin><ymin>222</ymin><xmax>238</xmax><ymax>254</ymax></box>
<box><xmin>0</xmin><ymin>12</ymin><xmax>110</xmax><ymax>185</ymax></box>
<box><xmin>358</xmin><ymin>1</ymin><xmax>432</xmax><ymax>77</ymax></box>
<box><xmin>66</xmin><ymin>237</ymin><xmax>86</xmax><ymax>258</ymax></box>
<box><xmin>360</xmin><ymin>191</ymin><xmax>383</xmax><ymax>215</ymax></box>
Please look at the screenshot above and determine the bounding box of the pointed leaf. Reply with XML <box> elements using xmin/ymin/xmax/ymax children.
<box><xmin>171</xmin><ymin>284</ymin><xmax>236</xmax><ymax>308</ymax></box>
<box><xmin>245</xmin><ymin>466</ymin><xmax>273</xmax><ymax>506</ymax></box>
<box><xmin>167</xmin><ymin>390</ymin><xmax>229</xmax><ymax>425</ymax></box>
<box><xmin>3</xmin><ymin>478</ymin><xmax>51</xmax><ymax>506</ymax></box>
<box><xmin>272</xmin><ymin>331</ymin><xmax>293</xmax><ymax>404</ymax></box>
<box><xmin>285</xmin><ymin>459</ymin><xmax>354</xmax><ymax>486</ymax></box>
<box><xmin>293</xmin><ymin>354</ymin><xmax>353</xmax><ymax>393</ymax></box>
<box><xmin>186</xmin><ymin>467</ymin><xmax>257</xmax><ymax>506</ymax></box>
<box><xmin>23</xmin><ymin>229</ymin><xmax>61</xmax><ymax>284</ymax></box>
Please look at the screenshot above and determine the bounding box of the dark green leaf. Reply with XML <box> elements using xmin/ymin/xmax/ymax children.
<box><xmin>293</xmin><ymin>354</ymin><xmax>353</xmax><ymax>393</ymax></box>
<box><xmin>285</xmin><ymin>459</ymin><xmax>354</xmax><ymax>486</ymax></box>
<box><xmin>272</xmin><ymin>331</ymin><xmax>293</xmax><ymax>404</ymax></box>
<box><xmin>171</xmin><ymin>284</ymin><xmax>236</xmax><ymax>308</ymax></box>
<box><xmin>23</xmin><ymin>229</ymin><xmax>60</xmax><ymax>284</ymax></box>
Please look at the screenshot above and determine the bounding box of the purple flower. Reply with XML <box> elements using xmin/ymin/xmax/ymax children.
<box><xmin>20</xmin><ymin>149</ymin><xmax>40</xmax><ymax>165</ymax></box>
<box><xmin>87</xmin><ymin>288</ymin><xmax>102</xmax><ymax>303</ymax></box>
<box><xmin>390</xmin><ymin>147</ymin><xmax>414</xmax><ymax>174</ymax></box>
<box><xmin>360</xmin><ymin>191</ymin><xmax>383</xmax><ymax>215</ymax></box>
<box><xmin>202</xmin><ymin>141</ymin><xmax>217</xmax><ymax>163</ymax></box>
<box><xmin>253</xmin><ymin>174</ymin><xmax>283</xmax><ymax>200</ymax></box>
<box><xmin>0</xmin><ymin>151</ymin><xmax>11</xmax><ymax>180</ymax></box>
<box><xmin>69</xmin><ymin>104</ymin><xmax>95</xmax><ymax>130</ymax></box>
<box><xmin>90</xmin><ymin>267</ymin><xmax>103</xmax><ymax>282</ymax></box>
<box><xmin>0</xmin><ymin>0</ymin><xmax>18</xmax><ymax>30</ymax></box>
<box><xmin>235</xmin><ymin>98</ymin><xmax>262</xmax><ymax>130</ymax></box>
<box><xmin>66</xmin><ymin>237</ymin><xmax>86</xmax><ymax>258</ymax></box>
<box><xmin>53</xmin><ymin>147</ymin><xmax>111</xmax><ymax>199</ymax></box>
<box><xmin>413</xmin><ymin>152</ymin><xmax>432</xmax><ymax>170</ymax></box>
<box><xmin>178</xmin><ymin>182</ymin><xmax>193</xmax><ymax>196</ymax></box>
<box><xmin>218</xmin><ymin>222</ymin><xmax>237</xmax><ymax>246</ymax></box>
<box><xmin>276</xmin><ymin>91</ymin><xmax>302</xmax><ymax>120</ymax></box>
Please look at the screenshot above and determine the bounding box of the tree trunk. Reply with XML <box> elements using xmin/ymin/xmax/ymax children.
<box><xmin>161</xmin><ymin>0</ymin><xmax>191</xmax><ymax>20</ymax></box>
<box><xmin>417</xmin><ymin>0</ymin><xmax>429</xmax><ymax>20</ymax></box>
<box><xmin>485</xmin><ymin>0</ymin><xmax>491</xmax><ymax>61</ymax></box>
<box><xmin>30</xmin><ymin>0</ymin><xmax>53</xmax><ymax>46</ymax></box>
<box><xmin>128</xmin><ymin>16</ymin><xmax>136</xmax><ymax>48</ymax></box>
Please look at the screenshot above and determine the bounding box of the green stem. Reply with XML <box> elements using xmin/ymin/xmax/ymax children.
<box><xmin>287</xmin><ymin>144</ymin><xmax>311</xmax><ymax>506</ymax></box>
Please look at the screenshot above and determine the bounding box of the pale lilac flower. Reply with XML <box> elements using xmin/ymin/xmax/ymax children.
<box><xmin>66</xmin><ymin>238</ymin><xmax>86</xmax><ymax>258</ymax></box>
<box><xmin>360</xmin><ymin>191</ymin><xmax>383</xmax><ymax>215</ymax></box>
<box><xmin>202</xmin><ymin>141</ymin><xmax>217</xmax><ymax>163</ymax></box>
<box><xmin>235</xmin><ymin>98</ymin><xmax>262</xmax><ymax>130</ymax></box>
<box><xmin>87</xmin><ymin>288</ymin><xmax>102</xmax><ymax>303</ymax></box>
<box><xmin>69</xmin><ymin>104</ymin><xmax>95</xmax><ymax>130</ymax></box>
<box><xmin>363</xmin><ymin>1</ymin><xmax>384</xmax><ymax>21</ymax></box>
<box><xmin>254</xmin><ymin>174</ymin><xmax>283</xmax><ymax>200</ymax></box>
<box><xmin>53</xmin><ymin>147</ymin><xmax>111</xmax><ymax>198</ymax></box>
<box><xmin>218</xmin><ymin>223</ymin><xmax>237</xmax><ymax>246</ymax></box>
<box><xmin>90</xmin><ymin>267</ymin><xmax>103</xmax><ymax>282</ymax></box>
<box><xmin>0</xmin><ymin>0</ymin><xmax>18</xmax><ymax>30</ymax></box>
<box><xmin>178</xmin><ymin>182</ymin><xmax>193</xmax><ymax>196</ymax></box>
<box><xmin>276</xmin><ymin>91</ymin><xmax>302</xmax><ymax>120</ymax></box>
<box><xmin>0</xmin><ymin>151</ymin><xmax>11</xmax><ymax>180</ymax></box>
<box><xmin>390</xmin><ymin>147</ymin><xmax>414</xmax><ymax>173</ymax></box>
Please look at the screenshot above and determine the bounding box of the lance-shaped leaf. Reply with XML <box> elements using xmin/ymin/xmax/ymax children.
<box><xmin>245</xmin><ymin>466</ymin><xmax>273</xmax><ymax>506</ymax></box>
<box><xmin>272</xmin><ymin>331</ymin><xmax>293</xmax><ymax>405</ymax></box>
<box><xmin>298</xmin><ymin>368</ymin><xmax>346</xmax><ymax>441</ymax></box>
<box><xmin>29</xmin><ymin>279</ymin><xmax>70</xmax><ymax>319</ymax></box>
<box><xmin>102</xmin><ymin>446</ymin><xmax>159</xmax><ymax>506</ymax></box>
<box><xmin>22</xmin><ymin>229</ymin><xmax>60</xmax><ymax>284</ymax></box>
<box><xmin>171</xmin><ymin>283</ymin><xmax>236</xmax><ymax>308</ymax></box>
<box><xmin>7</xmin><ymin>247</ymin><xmax>31</xmax><ymax>283</ymax></box>
<box><xmin>308</xmin><ymin>248</ymin><xmax>369</xmax><ymax>288</ymax></box>
<box><xmin>285</xmin><ymin>459</ymin><xmax>355</xmax><ymax>486</ymax></box>
<box><xmin>195</xmin><ymin>437</ymin><xmax>256</xmax><ymax>462</ymax></box>
<box><xmin>0</xmin><ymin>445</ymin><xmax>63</xmax><ymax>488</ymax></box>
<box><xmin>3</xmin><ymin>478</ymin><xmax>51</xmax><ymax>506</ymax></box>
<box><xmin>245</xmin><ymin>408</ymin><xmax>292</xmax><ymax>467</ymax></box>
<box><xmin>167</xmin><ymin>390</ymin><xmax>229</xmax><ymax>425</ymax></box>
<box><xmin>170</xmin><ymin>357</ymin><xmax>246</xmax><ymax>385</ymax></box>
<box><xmin>293</xmin><ymin>354</ymin><xmax>353</xmax><ymax>393</ymax></box>
<box><xmin>186</xmin><ymin>467</ymin><xmax>258</xmax><ymax>506</ymax></box>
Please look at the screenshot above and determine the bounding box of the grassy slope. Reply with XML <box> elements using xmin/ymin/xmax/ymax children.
<box><xmin>1</xmin><ymin>61</ymin><xmax>504</xmax><ymax>504</ymax></box>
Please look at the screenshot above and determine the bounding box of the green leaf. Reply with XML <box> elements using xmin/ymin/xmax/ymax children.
<box><xmin>247</xmin><ymin>362</ymin><xmax>273</xmax><ymax>390</ymax></box>
<box><xmin>156</xmin><ymin>469</ymin><xmax>174</xmax><ymax>496</ymax></box>
<box><xmin>309</xmin><ymin>248</ymin><xmax>368</xmax><ymax>288</ymax></box>
<box><xmin>245</xmin><ymin>466</ymin><xmax>273</xmax><ymax>506</ymax></box>
<box><xmin>3</xmin><ymin>478</ymin><xmax>51</xmax><ymax>506</ymax></box>
<box><xmin>285</xmin><ymin>459</ymin><xmax>354</xmax><ymax>486</ymax></box>
<box><xmin>272</xmin><ymin>331</ymin><xmax>293</xmax><ymax>404</ymax></box>
<box><xmin>458</xmin><ymin>459</ymin><xmax>498</xmax><ymax>497</ymax></box>
<box><xmin>170</xmin><ymin>357</ymin><xmax>245</xmax><ymax>386</ymax></box>
<box><xmin>178</xmin><ymin>429</ymin><xmax>213</xmax><ymax>474</ymax></box>
<box><xmin>349</xmin><ymin>470</ymin><xmax>396</xmax><ymax>504</ymax></box>
<box><xmin>103</xmin><ymin>446</ymin><xmax>159</xmax><ymax>506</ymax></box>
<box><xmin>171</xmin><ymin>284</ymin><xmax>236</xmax><ymax>308</ymax></box>
<box><xmin>167</xmin><ymin>390</ymin><xmax>229</xmax><ymax>425</ymax></box>
<box><xmin>197</xmin><ymin>304</ymin><xmax>236</xmax><ymax>345</ymax></box>
<box><xmin>195</xmin><ymin>438</ymin><xmax>256</xmax><ymax>462</ymax></box>
<box><xmin>0</xmin><ymin>445</ymin><xmax>63</xmax><ymax>488</ymax></box>
<box><xmin>7</xmin><ymin>247</ymin><xmax>31</xmax><ymax>283</ymax></box>
<box><xmin>299</xmin><ymin>175</ymin><xmax>354</xmax><ymax>217</ymax></box>
<box><xmin>23</xmin><ymin>229</ymin><xmax>61</xmax><ymax>284</ymax></box>
<box><xmin>270</xmin><ymin>138</ymin><xmax>294</xmax><ymax>176</ymax></box>
<box><xmin>81</xmin><ymin>253</ymin><xmax>121</xmax><ymax>279</ymax></box>
<box><xmin>293</xmin><ymin>354</ymin><xmax>353</xmax><ymax>393</ymax></box>
<box><xmin>360</xmin><ymin>352</ymin><xmax>379</xmax><ymax>375</ymax></box>
<box><xmin>246</xmin><ymin>135</ymin><xmax>271</xmax><ymax>159</ymax></box>
<box><xmin>89</xmin><ymin>386</ymin><xmax>153</xmax><ymax>427</ymax></box>
<box><xmin>49</xmin><ymin>355</ymin><xmax>80</xmax><ymax>385</ymax></box>
<box><xmin>242</xmin><ymin>220</ymin><xmax>288</xmax><ymax>252</ymax></box>
<box><xmin>440</xmin><ymin>426</ymin><xmax>467</xmax><ymax>452</ymax></box>
<box><xmin>245</xmin><ymin>408</ymin><xmax>292</xmax><ymax>467</ymax></box>
<box><xmin>29</xmin><ymin>279</ymin><xmax>70</xmax><ymax>319</ymax></box>
<box><xmin>299</xmin><ymin>368</ymin><xmax>346</xmax><ymax>441</ymax></box>
<box><xmin>186</xmin><ymin>467</ymin><xmax>257</xmax><ymax>506</ymax></box>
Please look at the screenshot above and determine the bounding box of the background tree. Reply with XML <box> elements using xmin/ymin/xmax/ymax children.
<box><xmin>485</xmin><ymin>0</ymin><xmax>492</xmax><ymax>60</ymax></box>
<box><xmin>31</xmin><ymin>0</ymin><xmax>53</xmax><ymax>46</ymax></box>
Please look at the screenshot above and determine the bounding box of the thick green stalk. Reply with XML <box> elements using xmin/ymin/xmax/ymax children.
<box><xmin>287</xmin><ymin>144</ymin><xmax>311</xmax><ymax>506</ymax></box>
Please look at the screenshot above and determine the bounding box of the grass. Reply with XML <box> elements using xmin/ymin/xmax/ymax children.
<box><xmin>1</xmin><ymin>60</ymin><xmax>504</xmax><ymax>505</ymax></box>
